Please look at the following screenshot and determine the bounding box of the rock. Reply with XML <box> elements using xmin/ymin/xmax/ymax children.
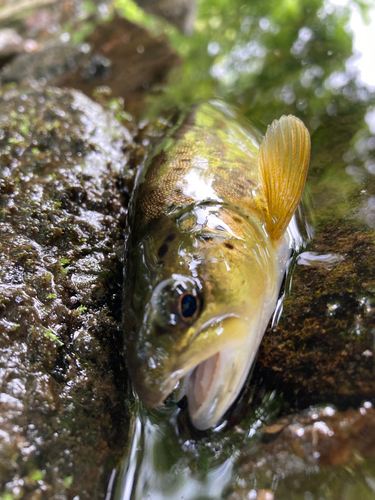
<box><xmin>0</xmin><ymin>28</ymin><xmax>27</xmax><ymax>68</ymax></box>
<box><xmin>0</xmin><ymin>44</ymin><xmax>87</xmax><ymax>85</ymax></box>
<box><xmin>135</xmin><ymin>0</ymin><xmax>196</xmax><ymax>34</ymax></box>
<box><xmin>56</xmin><ymin>16</ymin><xmax>180</xmax><ymax>116</ymax></box>
<box><xmin>244</xmin><ymin>224</ymin><xmax>375</xmax><ymax>414</ymax></box>
<box><xmin>226</xmin><ymin>404</ymin><xmax>375</xmax><ymax>499</ymax></box>
<box><xmin>0</xmin><ymin>86</ymin><xmax>136</xmax><ymax>499</ymax></box>
<box><xmin>0</xmin><ymin>16</ymin><xmax>180</xmax><ymax>117</ymax></box>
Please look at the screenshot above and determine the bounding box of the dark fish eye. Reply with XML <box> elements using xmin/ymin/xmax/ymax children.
<box><xmin>150</xmin><ymin>275</ymin><xmax>202</xmax><ymax>330</ymax></box>
<box><xmin>179</xmin><ymin>292</ymin><xmax>198</xmax><ymax>320</ymax></box>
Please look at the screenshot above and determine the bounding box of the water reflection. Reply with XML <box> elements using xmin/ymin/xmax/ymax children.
<box><xmin>296</xmin><ymin>251</ymin><xmax>344</xmax><ymax>270</ymax></box>
<box><xmin>116</xmin><ymin>402</ymin><xmax>234</xmax><ymax>500</ymax></box>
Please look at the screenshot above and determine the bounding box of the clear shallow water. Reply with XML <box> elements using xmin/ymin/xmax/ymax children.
<box><xmin>115</xmin><ymin>0</ymin><xmax>375</xmax><ymax>498</ymax></box>
<box><xmin>116</xmin><ymin>402</ymin><xmax>235</xmax><ymax>500</ymax></box>
<box><xmin>115</xmin><ymin>394</ymin><xmax>281</xmax><ymax>500</ymax></box>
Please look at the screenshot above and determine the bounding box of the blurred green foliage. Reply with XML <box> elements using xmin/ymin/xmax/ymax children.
<box><xmin>118</xmin><ymin>0</ymin><xmax>364</xmax><ymax>117</ymax></box>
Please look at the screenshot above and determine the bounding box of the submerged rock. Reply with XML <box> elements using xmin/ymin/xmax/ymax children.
<box><xmin>227</xmin><ymin>404</ymin><xmax>375</xmax><ymax>499</ymax></box>
<box><xmin>0</xmin><ymin>86</ymin><xmax>135</xmax><ymax>499</ymax></box>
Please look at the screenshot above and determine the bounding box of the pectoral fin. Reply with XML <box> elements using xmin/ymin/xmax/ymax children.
<box><xmin>259</xmin><ymin>115</ymin><xmax>311</xmax><ymax>240</ymax></box>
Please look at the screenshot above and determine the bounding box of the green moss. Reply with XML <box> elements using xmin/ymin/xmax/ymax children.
<box><xmin>44</xmin><ymin>329</ymin><xmax>64</xmax><ymax>347</ymax></box>
<box><xmin>76</xmin><ymin>305</ymin><xmax>88</xmax><ymax>315</ymax></box>
<box><xmin>62</xmin><ymin>476</ymin><xmax>73</xmax><ymax>488</ymax></box>
<box><xmin>2</xmin><ymin>493</ymin><xmax>16</xmax><ymax>500</ymax></box>
<box><xmin>30</xmin><ymin>470</ymin><xmax>45</xmax><ymax>482</ymax></box>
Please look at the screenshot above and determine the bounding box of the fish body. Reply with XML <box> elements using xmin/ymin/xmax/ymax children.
<box><xmin>124</xmin><ymin>101</ymin><xmax>310</xmax><ymax>430</ymax></box>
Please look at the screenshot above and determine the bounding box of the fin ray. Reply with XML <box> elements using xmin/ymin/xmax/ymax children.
<box><xmin>259</xmin><ymin>115</ymin><xmax>311</xmax><ymax>240</ymax></box>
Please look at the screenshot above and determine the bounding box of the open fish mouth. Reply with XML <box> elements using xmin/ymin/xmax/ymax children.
<box><xmin>189</xmin><ymin>351</ymin><xmax>222</xmax><ymax>409</ymax></box>
<box><xmin>134</xmin><ymin>315</ymin><xmax>260</xmax><ymax>430</ymax></box>
<box><xmin>174</xmin><ymin>315</ymin><xmax>259</xmax><ymax>430</ymax></box>
<box><xmin>183</xmin><ymin>347</ymin><xmax>247</xmax><ymax>430</ymax></box>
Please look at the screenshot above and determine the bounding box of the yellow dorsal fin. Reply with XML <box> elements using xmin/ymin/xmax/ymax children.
<box><xmin>259</xmin><ymin>115</ymin><xmax>311</xmax><ymax>240</ymax></box>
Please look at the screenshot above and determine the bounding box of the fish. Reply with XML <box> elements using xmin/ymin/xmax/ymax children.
<box><xmin>123</xmin><ymin>101</ymin><xmax>310</xmax><ymax>430</ymax></box>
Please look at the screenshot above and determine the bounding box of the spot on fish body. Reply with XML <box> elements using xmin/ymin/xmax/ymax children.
<box><xmin>158</xmin><ymin>244</ymin><xmax>169</xmax><ymax>258</ymax></box>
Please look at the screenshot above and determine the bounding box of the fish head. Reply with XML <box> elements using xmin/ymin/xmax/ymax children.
<box><xmin>124</xmin><ymin>206</ymin><xmax>275</xmax><ymax>429</ymax></box>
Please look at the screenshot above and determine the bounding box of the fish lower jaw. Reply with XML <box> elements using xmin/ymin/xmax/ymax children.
<box><xmin>186</xmin><ymin>351</ymin><xmax>223</xmax><ymax>429</ymax></box>
<box><xmin>136</xmin><ymin>315</ymin><xmax>259</xmax><ymax>426</ymax></box>
<box><xmin>131</xmin><ymin>350</ymin><xmax>222</xmax><ymax>409</ymax></box>
<box><xmin>184</xmin><ymin>343</ymin><xmax>256</xmax><ymax>431</ymax></box>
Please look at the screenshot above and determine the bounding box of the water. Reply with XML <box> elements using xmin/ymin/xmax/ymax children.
<box><xmin>115</xmin><ymin>0</ymin><xmax>375</xmax><ymax>498</ymax></box>
<box><xmin>115</xmin><ymin>393</ymin><xmax>281</xmax><ymax>500</ymax></box>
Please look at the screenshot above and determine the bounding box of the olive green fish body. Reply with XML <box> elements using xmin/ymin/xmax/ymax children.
<box><xmin>124</xmin><ymin>101</ymin><xmax>310</xmax><ymax>429</ymax></box>
<box><xmin>133</xmin><ymin>103</ymin><xmax>263</xmax><ymax>224</ymax></box>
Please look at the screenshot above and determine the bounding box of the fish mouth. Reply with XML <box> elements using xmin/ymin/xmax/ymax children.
<box><xmin>189</xmin><ymin>352</ymin><xmax>222</xmax><ymax>409</ymax></box>
<box><xmin>183</xmin><ymin>344</ymin><xmax>252</xmax><ymax>430</ymax></box>
<box><xmin>178</xmin><ymin>315</ymin><xmax>260</xmax><ymax>430</ymax></box>
<box><xmin>133</xmin><ymin>315</ymin><xmax>260</xmax><ymax>430</ymax></box>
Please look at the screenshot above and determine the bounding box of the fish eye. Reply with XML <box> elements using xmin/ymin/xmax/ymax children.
<box><xmin>179</xmin><ymin>292</ymin><xmax>199</xmax><ymax>321</ymax></box>
<box><xmin>150</xmin><ymin>275</ymin><xmax>202</xmax><ymax>330</ymax></box>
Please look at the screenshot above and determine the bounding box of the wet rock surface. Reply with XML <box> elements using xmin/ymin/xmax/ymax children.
<box><xmin>227</xmin><ymin>404</ymin><xmax>375</xmax><ymax>499</ymax></box>
<box><xmin>0</xmin><ymin>44</ymin><xmax>87</xmax><ymax>85</ymax></box>
<box><xmin>251</xmin><ymin>222</ymin><xmax>375</xmax><ymax>412</ymax></box>
<box><xmin>0</xmin><ymin>86</ymin><xmax>135</xmax><ymax>499</ymax></box>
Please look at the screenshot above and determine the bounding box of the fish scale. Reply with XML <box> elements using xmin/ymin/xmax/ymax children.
<box><xmin>124</xmin><ymin>101</ymin><xmax>310</xmax><ymax>429</ymax></box>
<box><xmin>135</xmin><ymin>106</ymin><xmax>261</xmax><ymax>224</ymax></box>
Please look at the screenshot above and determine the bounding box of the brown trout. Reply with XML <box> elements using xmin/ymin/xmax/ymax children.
<box><xmin>124</xmin><ymin>101</ymin><xmax>310</xmax><ymax>430</ymax></box>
